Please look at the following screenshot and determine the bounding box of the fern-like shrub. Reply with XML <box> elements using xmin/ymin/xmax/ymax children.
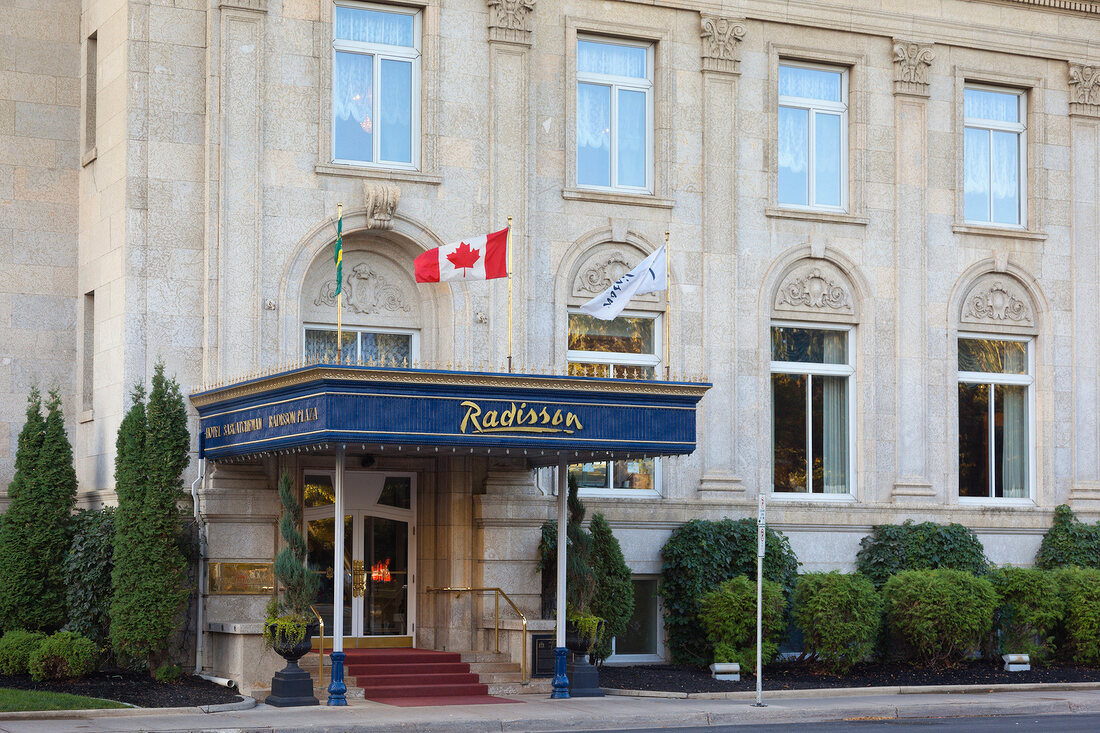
<box><xmin>697</xmin><ymin>576</ymin><xmax>785</xmax><ymax>674</ymax></box>
<box><xmin>882</xmin><ymin>569</ymin><xmax>998</xmax><ymax>665</ymax></box>
<box><xmin>987</xmin><ymin>566</ymin><xmax>1063</xmax><ymax>662</ymax></box>
<box><xmin>792</xmin><ymin>572</ymin><xmax>882</xmax><ymax>674</ymax></box>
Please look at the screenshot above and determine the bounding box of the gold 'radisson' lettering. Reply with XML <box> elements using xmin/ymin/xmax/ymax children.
<box><xmin>267</xmin><ymin>407</ymin><xmax>318</xmax><ymax>429</ymax></box>
<box><xmin>459</xmin><ymin>400</ymin><xmax>583</xmax><ymax>435</ymax></box>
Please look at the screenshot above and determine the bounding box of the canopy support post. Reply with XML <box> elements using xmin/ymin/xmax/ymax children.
<box><xmin>327</xmin><ymin>447</ymin><xmax>348</xmax><ymax>705</ymax></box>
<box><xmin>551</xmin><ymin>456</ymin><xmax>570</xmax><ymax>699</ymax></box>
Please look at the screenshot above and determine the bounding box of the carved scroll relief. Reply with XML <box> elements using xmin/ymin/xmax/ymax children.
<box><xmin>773</xmin><ymin>261</ymin><xmax>856</xmax><ymax>322</ymax></box>
<box><xmin>960</xmin><ymin>275</ymin><xmax>1035</xmax><ymax>330</ymax></box>
<box><xmin>700</xmin><ymin>15</ymin><xmax>746</xmax><ymax>75</ymax></box>
<box><xmin>314</xmin><ymin>262</ymin><xmax>412</xmax><ymax>316</ymax></box>
<box><xmin>488</xmin><ymin>0</ymin><xmax>535</xmax><ymax>45</ymax></box>
<box><xmin>572</xmin><ymin>248</ymin><xmax>660</xmax><ymax>304</ymax></box>
<box><xmin>363</xmin><ymin>182</ymin><xmax>400</xmax><ymax>230</ymax></box>
<box><xmin>1069</xmin><ymin>63</ymin><xmax>1100</xmax><ymax>117</ymax></box>
<box><xmin>893</xmin><ymin>40</ymin><xmax>934</xmax><ymax>97</ymax></box>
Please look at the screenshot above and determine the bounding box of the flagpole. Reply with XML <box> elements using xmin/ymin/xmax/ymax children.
<box><xmin>507</xmin><ymin>217</ymin><xmax>513</xmax><ymax>373</ymax></box>
<box><xmin>337</xmin><ymin>203</ymin><xmax>343</xmax><ymax>366</ymax></box>
<box><xmin>664</xmin><ymin>230</ymin><xmax>670</xmax><ymax>381</ymax></box>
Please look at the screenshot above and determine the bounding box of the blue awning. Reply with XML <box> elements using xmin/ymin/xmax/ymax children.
<box><xmin>190</xmin><ymin>365</ymin><xmax>710</xmax><ymax>465</ymax></box>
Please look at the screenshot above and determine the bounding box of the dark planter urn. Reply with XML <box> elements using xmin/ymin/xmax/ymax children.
<box><xmin>565</xmin><ymin>619</ymin><xmax>605</xmax><ymax>698</ymax></box>
<box><xmin>265</xmin><ymin>620</ymin><xmax>320</xmax><ymax>707</ymax></box>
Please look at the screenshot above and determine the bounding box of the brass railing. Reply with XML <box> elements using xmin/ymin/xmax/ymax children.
<box><xmin>425</xmin><ymin>586</ymin><xmax>528</xmax><ymax>684</ymax></box>
<box><xmin>309</xmin><ymin>605</ymin><xmax>325</xmax><ymax>686</ymax></box>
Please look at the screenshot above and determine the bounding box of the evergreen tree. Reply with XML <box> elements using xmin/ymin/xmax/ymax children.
<box><xmin>272</xmin><ymin>471</ymin><xmax>319</xmax><ymax>618</ymax></box>
<box><xmin>0</xmin><ymin>389</ymin><xmax>46</xmax><ymax>631</ymax></box>
<box><xmin>109</xmin><ymin>384</ymin><xmax>148</xmax><ymax>664</ymax></box>
<box><xmin>589</xmin><ymin>513</ymin><xmax>634</xmax><ymax>665</ymax></box>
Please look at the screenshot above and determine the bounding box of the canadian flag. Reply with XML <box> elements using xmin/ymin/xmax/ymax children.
<box><xmin>414</xmin><ymin>228</ymin><xmax>509</xmax><ymax>283</ymax></box>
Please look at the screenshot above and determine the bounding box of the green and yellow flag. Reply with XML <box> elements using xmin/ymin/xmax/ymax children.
<box><xmin>334</xmin><ymin>210</ymin><xmax>343</xmax><ymax>295</ymax></box>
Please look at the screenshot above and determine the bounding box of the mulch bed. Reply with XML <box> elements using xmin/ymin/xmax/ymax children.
<box><xmin>0</xmin><ymin>670</ymin><xmax>244</xmax><ymax>708</ymax></box>
<box><xmin>599</xmin><ymin>660</ymin><xmax>1100</xmax><ymax>694</ymax></box>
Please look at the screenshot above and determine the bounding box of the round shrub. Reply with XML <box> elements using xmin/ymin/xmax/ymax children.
<box><xmin>988</xmin><ymin>566</ymin><xmax>1063</xmax><ymax>662</ymax></box>
<box><xmin>1051</xmin><ymin>566</ymin><xmax>1100</xmax><ymax>664</ymax></box>
<box><xmin>661</xmin><ymin>518</ymin><xmax>800</xmax><ymax>664</ymax></box>
<box><xmin>698</xmin><ymin>575</ymin><xmax>785</xmax><ymax>674</ymax></box>
<box><xmin>0</xmin><ymin>630</ymin><xmax>46</xmax><ymax>675</ymax></box>
<box><xmin>792</xmin><ymin>572</ymin><xmax>882</xmax><ymax>674</ymax></box>
<box><xmin>882</xmin><ymin>569</ymin><xmax>999</xmax><ymax>665</ymax></box>
<box><xmin>857</xmin><ymin>520</ymin><xmax>989</xmax><ymax>588</ymax></box>
<box><xmin>154</xmin><ymin>663</ymin><xmax>182</xmax><ymax>683</ymax></box>
<box><xmin>1036</xmin><ymin>505</ymin><xmax>1100</xmax><ymax>570</ymax></box>
<box><xmin>28</xmin><ymin>631</ymin><xmax>97</xmax><ymax>681</ymax></box>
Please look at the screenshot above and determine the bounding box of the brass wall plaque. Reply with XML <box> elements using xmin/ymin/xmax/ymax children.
<box><xmin>208</xmin><ymin>562</ymin><xmax>274</xmax><ymax>595</ymax></box>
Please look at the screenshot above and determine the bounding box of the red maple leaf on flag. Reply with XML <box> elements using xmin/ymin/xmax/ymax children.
<box><xmin>446</xmin><ymin>241</ymin><xmax>481</xmax><ymax>276</ymax></box>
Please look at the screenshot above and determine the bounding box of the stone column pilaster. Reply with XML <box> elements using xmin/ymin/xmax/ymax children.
<box><xmin>891</xmin><ymin>40</ymin><xmax>935</xmax><ymax>501</ymax></box>
<box><xmin>697</xmin><ymin>16</ymin><xmax>745</xmax><ymax>496</ymax></box>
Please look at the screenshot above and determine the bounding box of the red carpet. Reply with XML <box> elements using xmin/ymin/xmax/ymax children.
<box><xmin>343</xmin><ymin>648</ymin><xmax>522</xmax><ymax>707</ymax></box>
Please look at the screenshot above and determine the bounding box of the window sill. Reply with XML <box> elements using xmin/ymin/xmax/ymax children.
<box><xmin>770</xmin><ymin>491</ymin><xmax>856</xmax><ymax>502</ymax></box>
<box><xmin>958</xmin><ymin>496</ymin><xmax>1035</xmax><ymax>507</ymax></box>
<box><xmin>562</xmin><ymin>187</ymin><xmax>674</xmax><ymax>209</ymax></box>
<box><xmin>81</xmin><ymin>147</ymin><xmax>97</xmax><ymax>167</ymax></box>
<box><xmin>578</xmin><ymin>489</ymin><xmax>662</xmax><ymax>500</ymax></box>
<box><xmin>952</xmin><ymin>224</ymin><xmax>1047</xmax><ymax>242</ymax></box>
<box><xmin>79</xmin><ymin>409</ymin><xmax>94</xmax><ymax>424</ymax></box>
<box><xmin>765</xmin><ymin>207</ymin><xmax>868</xmax><ymax>226</ymax></box>
<box><xmin>315</xmin><ymin>163</ymin><xmax>442</xmax><ymax>185</ymax></box>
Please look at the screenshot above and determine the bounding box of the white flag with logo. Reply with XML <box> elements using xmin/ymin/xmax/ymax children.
<box><xmin>579</xmin><ymin>245</ymin><xmax>667</xmax><ymax>321</ymax></box>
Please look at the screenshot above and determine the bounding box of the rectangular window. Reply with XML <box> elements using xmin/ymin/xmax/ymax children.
<box><xmin>958</xmin><ymin>337</ymin><xmax>1032</xmax><ymax>499</ymax></box>
<box><xmin>609</xmin><ymin>577</ymin><xmax>663</xmax><ymax>662</ymax></box>
<box><xmin>84</xmin><ymin>32</ymin><xmax>97</xmax><ymax>155</ymax></box>
<box><xmin>304</xmin><ymin>325</ymin><xmax>417</xmax><ymax>365</ymax></box>
<box><xmin>778</xmin><ymin>63</ymin><xmax>847</xmax><ymax>210</ymax></box>
<box><xmin>576</xmin><ymin>38</ymin><xmax>653</xmax><ymax>192</ymax></box>
<box><xmin>332</xmin><ymin>2</ymin><xmax>420</xmax><ymax>168</ymax></box>
<box><xmin>964</xmin><ymin>86</ymin><xmax>1025</xmax><ymax>226</ymax></box>
<box><xmin>567</xmin><ymin>312</ymin><xmax>661</xmax><ymax>494</ymax></box>
<box><xmin>82</xmin><ymin>291</ymin><xmax>95</xmax><ymax>412</ymax></box>
<box><xmin>771</xmin><ymin>325</ymin><xmax>853</xmax><ymax>494</ymax></box>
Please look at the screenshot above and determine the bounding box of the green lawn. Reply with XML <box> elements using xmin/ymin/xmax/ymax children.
<box><xmin>0</xmin><ymin>687</ymin><xmax>128</xmax><ymax>712</ymax></box>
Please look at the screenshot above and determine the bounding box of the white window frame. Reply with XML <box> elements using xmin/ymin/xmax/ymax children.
<box><xmin>567</xmin><ymin>309</ymin><xmax>662</xmax><ymax>498</ymax></box>
<box><xmin>303</xmin><ymin>323</ymin><xmax>420</xmax><ymax>364</ymax></box>
<box><xmin>769</xmin><ymin>321</ymin><xmax>856</xmax><ymax>499</ymax></box>
<box><xmin>963</xmin><ymin>85</ymin><xmax>1027</xmax><ymax>228</ymax></box>
<box><xmin>331</xmin><ymin>1</ymin><xmax>422</xmax><ymax>170</ymax></box>
<box><xmin>777</xmin><ymin>61</ymin><xmax>849</xmax><ymax>212</ymax></box>
<box><xmin>956</xmin><ymin>333</ymin><xmax>1035</xmax><ymax>503</ymax></box>
<box><xmin>575</xmin><ymin>36</ymin><xmax>654</xmax><ymax>194</ymax></box>
<box><xmin>604</xmin><ymin>575</ymin><xmax>664</xmax><ymax>664</ymax></box>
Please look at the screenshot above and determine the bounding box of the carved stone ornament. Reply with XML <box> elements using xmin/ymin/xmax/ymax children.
<box><xmin>314</xmin><ymin>263</ymin><xmax>412</xmax><ymax>316</ymax></box>
<box><xmin>487</xmin><ymin>0</ymin><xmax>535</xmax><ymax>45</ymax></box>
<box><xmin>700</xmin><ymin>15</ymin><xmax>746</xmax><ymax>75</ymax></box>
<box><xmin>893</xmin><ymin>40</ymin><xmax>934</xmax><ymax>97</ymax></box>
<box><xmin>572</xmin><ymin>249</ymin><xmax>659</xmax><ymax>303</ymax></box>
<box><xmin>1069</xmin><ymin>63</ymin><xmax>1100</xmax><ymax>117</ymax></box>
<box><xmin>961</xmin><ymin>276</ymin><xmax>1034</xmax><ymax>329</ymax></box>
<box><xmin>362</xmin><ymin>182</ymin><xmax>400</xmax><ymax>230</ymax></box>
<box><xmin>774</xmin><ymin>263</ymin><xmax>855</xmax><ymax>321</ymax></box>
<box><xmin>218</xmin><ymin>0</ymin><xmax>267</xmax><ymax>11</ymax></box>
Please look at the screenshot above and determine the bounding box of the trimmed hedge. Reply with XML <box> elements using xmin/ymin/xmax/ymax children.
<box><xmin>660</xmin><ymin>518</ymin><xmax>799</xmax><ymax>665</ymax></box>
<box><xmin>856</xmin><ymin>520</ymin><xmax>989</xmax><ymax>588</ymax></box>
<box><xmin>1051</xmin><ymin>566</ymin><xmax>1100</xmax><ymax>664</ymax></box>
<box><xmin>0</xmin><ymin>630</ymin><xmax>46</xmax><ymax>675</ymax></box>
<box><xmin>1036</xmin><ymin>505</ymin><xmax>1100</xmax><ymax>570</ymax></box>
<box><xmin>987</xmin><ymin>566</ymin><xmax>1063</xmax><ymax>662</ymax></box>
<box><xmin>882</xmin><ymin>569</ymin><xmax>998</xmax><ymax>665</ymax></box>
<box><xmin>28</xmin><ymin>631</ymin><xmax>97</xmax><ymax>681</ymax></box>
<box><xmin>792</xmin><ymin>572</ymin><xmax>882</xmax><ymax>674</ymax></box>
<box><xmin>698</xmin><ymin>576</ymin><xmax>785</xmax><ymax>674</ymax></box>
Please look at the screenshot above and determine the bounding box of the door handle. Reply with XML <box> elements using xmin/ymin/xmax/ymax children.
<box><xmin>352</xmin><ymin>560</ymin><xmax>366</xmax><ymax>598</ymax></box>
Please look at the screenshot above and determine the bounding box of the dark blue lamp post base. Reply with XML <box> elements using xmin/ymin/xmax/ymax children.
<box><xmin>326</xmin><ymin>651</ymin><xmax>348</xmax><ymax>706</ymax></box>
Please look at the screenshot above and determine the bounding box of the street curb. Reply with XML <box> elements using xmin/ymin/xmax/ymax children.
<box><xmin>602</xmin><ymin>680</ymin><xmax>1100</xmax><ymax>700</ymax></box>
<box><xmin>0</xmin><ymin>694</ymin><xmax>256</xmax><ymax>721</ymax></box>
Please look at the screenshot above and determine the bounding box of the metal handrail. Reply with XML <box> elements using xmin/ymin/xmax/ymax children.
<box><xmin>426</xmin><ymin>586</ymin><xmax>528</xmax><ymax>685</ymax></box>
<box><xmin>309</xmin><ymin>605</ymin><xmax>325</xmax><ymax>686</ymax></box>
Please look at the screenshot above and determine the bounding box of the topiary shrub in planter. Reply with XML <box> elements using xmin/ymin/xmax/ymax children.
<box><xmin>698</xmin><ymin>575</ymin><xmax>785</xmax><ymax>675</ymax></box>
<box><xmin>857</xmin><ymin>520</ymin><xmax>989</xmax><ymax>589</ymax></box>
<box><xmin>588</xmin><ymin>513</ymin><xmax>634</xmax><ymax>666</ymax></box>
<box><xmin>792</xmin><ymin>571</ymin><xmax>882</xmax><ymax>674</ymax></box>
<box><xmin>1050</xmin><ymin>566</ymin><xmax>1100</xmax><ymax>665</ymax></box>
<box><xmin>1036</xmin><ymin>505</ymin><xmax>1100</xmax><ymax>570</ymax></box>
<box><xmin>987</xmin><ymin>566</ymin><xmax>1063</xmax><ymax>663</ymax></box>
<box><xmin>661</xmin><ymin>518</ymin><xmax>799</xmax><ymax>665</ymax></box>
<box><xmin>28</xmin><ymin>631</ymin><xmax>97</xmax><ymax>681</ymax></box>
<box><xmin>882</xmin><ymin>569</ymin><xmax>999</xmax><ymax>666</ymax></box>
<box><xmin>0</xmin><ymin>630</ymin><xmax>46</xmax><ymax>675</ymax></box>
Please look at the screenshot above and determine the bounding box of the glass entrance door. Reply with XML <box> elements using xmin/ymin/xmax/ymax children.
<box><xmin>304</xmin><ymin>471</ymin><xmax>415</xmax><ymax>643</ymax></box>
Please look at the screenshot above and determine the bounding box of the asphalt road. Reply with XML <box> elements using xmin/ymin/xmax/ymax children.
<box><xmin>578</xmin><ymin>712</ymin><xmax>1100</xmax><ymax>732</ymax></box>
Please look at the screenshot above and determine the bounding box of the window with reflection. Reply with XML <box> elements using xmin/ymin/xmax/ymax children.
<box><xmin>778</xmin><ymin>63</ymin><xmax>848</xmax><ymax>210</ymax></box>
<box><xmin>332</xmin><ymin>2</ymin><xmax>420</xmax><ymax>167</ymax></box>
<box><xmin>964</xmin><ymin>87</ymin><xmax>1025</xmax><ymax>227</ymax></box>
<box><xmin>567</xmin><ymin>311</ymin><xmax>660</xmax><ymax>493</ymax></box>
<box><xmin>577</xmin><ymin>38</ymin><xmax>653</xmax><ymax>192</ymax></box>
<box><xmin>958</xmin><ymin>337</ymin><xmax>1032</xmax><ymax>499</ymax></box>
<box><xmin>303</xmin><ymin>325</ymin><xmax>416</xmax><ymax>366</ymax></box>
<box><xmin>771</xmin><ymin>325</ymin><xmax>853</xmax><ymax>494</ymax></box>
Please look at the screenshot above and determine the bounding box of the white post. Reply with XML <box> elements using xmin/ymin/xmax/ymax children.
<box><xmin>551</xmin><ymin>457</ymin><xmax>570</xmax><ymax>698</ymax></box>
<box><xmin>327</xmin><ymin>447</ymin><xmax>348</xmax><ymax>704</ymax></box>
<box><xmin>754</xmin><ymin>492</ymin><xmax>766</xmax><ymax>707</ymax></box>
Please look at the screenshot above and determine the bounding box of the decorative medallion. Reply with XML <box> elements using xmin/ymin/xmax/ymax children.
<box><xmin>774</xmin><ymin>263</ymin><xmax>855</xmax><ymax>320</ymax></box>
<box><xmin>1069</xmin><ymin>63</ymin><xmax>1100</xmax><ymax>117</ymax></box>
<box><xmin>961</xmin><ymin>276</ymin><xmax>1034</xmax><ymax>328</ymax></box>
<box><xmin>363</xmin><ymin>182</ymin><xmax>400</xmax><ymax>230</ymax></box>
<box><xmin>893</xmin><ymin>40</ymin><xmax>934</xmax><ymax>97</ymax></box>
<box><xmin>314</xmin><ymin>264</ymin><xmax>411</xmax><ymax>315</ymax></box>
<box><xmin>574</xmin><ymin>251</ymin><xmax>633</xmax><ymax>296</ymax></box>
<box><xmin>700</xmin><ymin>15</ymin><xmax>746</xmax><ymax>75</ymax></box>
<box><xmin>487</xmin><ymin>0</ymin><xmax>535</xmax><ymax>45</ymax></box>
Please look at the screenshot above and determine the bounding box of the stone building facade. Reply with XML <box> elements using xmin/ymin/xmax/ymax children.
<box><xmin>4</xmin><ymin>0</ymin><xmax>1100</xmax><ymax>690</ymax></box>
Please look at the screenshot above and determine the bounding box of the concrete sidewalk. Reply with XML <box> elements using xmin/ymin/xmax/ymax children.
<box><xmin>2</xmin><ymin>685</ymin><xmax>1100</xmax><ymax>733</ymax></box>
